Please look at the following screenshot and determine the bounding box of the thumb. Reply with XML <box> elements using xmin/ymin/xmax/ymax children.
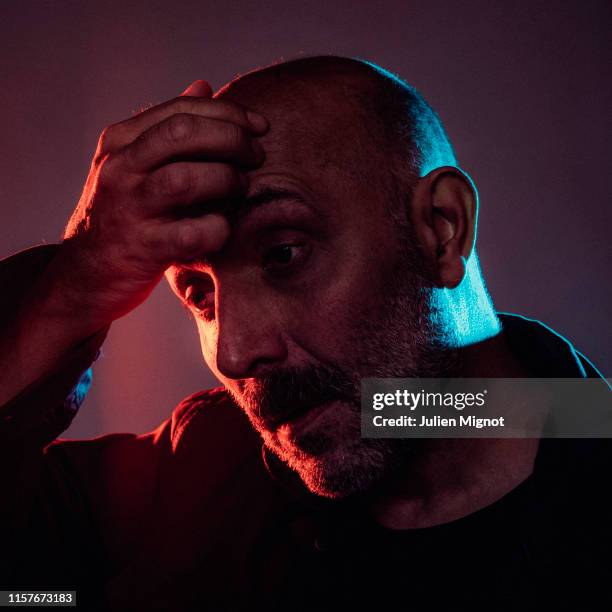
<box><xmin>180</xmin><ymin>79</ymin><xmax>213</xmax><ymax>97</ymax></box>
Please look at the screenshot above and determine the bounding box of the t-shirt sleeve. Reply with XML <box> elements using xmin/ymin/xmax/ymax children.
<box><xmin>0</xmin><ymin>409</ymin><xmax>174</xmax><ymax>606</ymax></box>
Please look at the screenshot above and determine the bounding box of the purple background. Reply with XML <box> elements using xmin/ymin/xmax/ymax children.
<box><xmin>1</xmin><ymin>1</ymin><xmax>609</xmax><ymax>439</ymax></box>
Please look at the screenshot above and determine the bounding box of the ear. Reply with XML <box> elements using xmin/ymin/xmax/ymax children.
<box><xmin>409</xmin><ymin>166</ymin><xmax>478</xmax><ymax>289</ymax></box>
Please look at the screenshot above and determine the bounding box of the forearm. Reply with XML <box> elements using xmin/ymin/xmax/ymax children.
<box><xmin>0</xmin><ymin>245</ymin><xmax>107</xmax><ymax>445</ymax></box>
<box><xmin>0</xmin><ymin>271</ymin><xmax>108</xmax><ymax>407</ymax></box>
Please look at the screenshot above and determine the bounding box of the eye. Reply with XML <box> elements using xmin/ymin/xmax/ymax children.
<box><xmin>184</xmin><ymin>282</ymin><xmax>215</xmax><ymax>319</ymax></box>
<box><xmin>262</xmin><ymin>243</ymin><xmax>306</xmax><ymax>272</ymax></box>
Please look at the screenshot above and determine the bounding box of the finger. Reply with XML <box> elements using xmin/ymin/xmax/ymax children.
<box><xmin>139</xmin><ymin>162</ymin><xmax>248</xmax><ymax>216</ymax></box>
<box><xmin>142</xmin><ymin>213</ymin><xmax>231</xmax><ymax>264</ymax></box>
<box><xmin>107</xmin><ymin>97</ymin><xmax>268</xmax><ymax>152</ymax></box>
<box><xmin>127</xmin><ymin>97</ymin><xmax>269</xmax><ymax>136</ymax></box>
<box><xmin>180</xmin><ymin>80</ymin><xmax>213</xmax><ymax>97</ymax></box>
<box><xmin>96</xmin><ymin>97</ymin><xmax>267</xmax><ymax>157</ymax></box>
<box><xmin>123</xmin><ymin>114</ymin><xmax>264</xmax><ymax>172</ymax></box>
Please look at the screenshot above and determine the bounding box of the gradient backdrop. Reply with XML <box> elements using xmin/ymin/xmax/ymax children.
<box><xmin>1</xmin><ymin>0</ymin><xmax>610</xmax><ymax>439</ymax></box>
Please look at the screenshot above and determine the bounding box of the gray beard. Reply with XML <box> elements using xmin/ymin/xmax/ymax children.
<box><xmin>232</xmin><ymin>239</ymin><xmax>460</xmax><ymax>499</ymax></box>
<box><xmin>283</xmin><ymin>282</ymin><xmax>458</xmax><ymax>498</ymax></box>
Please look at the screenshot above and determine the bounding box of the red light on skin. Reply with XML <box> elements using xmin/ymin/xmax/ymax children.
<box><xmin>276</xmin><ymin>400</ymin><xmax>336</xmax><ymax>442</ymax></box>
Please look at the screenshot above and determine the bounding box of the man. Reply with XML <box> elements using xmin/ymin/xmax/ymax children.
<box><xmin>0</xmin><ymin>56</ymin><xmax>609</xmax><ymax>610</ymax></box>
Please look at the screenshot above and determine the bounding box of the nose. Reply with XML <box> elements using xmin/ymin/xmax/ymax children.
<box><xmin>213</xmin><ymin>284</ymin><xmax>288</xmax><ymax>380</ymax></box>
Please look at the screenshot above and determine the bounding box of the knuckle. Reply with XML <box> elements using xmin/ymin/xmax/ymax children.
<box><xmin>95</xmin><ymin>125</ymin><xmax>117</xmax><ymax>162</ymax></box>
<box><xmin>119</xmin><ymin>134</ymin><xmax>143</xmax><ymax>169</ymax></box>
<box><xmin>164</xmin><ymin>113</ymin><xmax>195</xmax><ymax>143</ymax></box>
<box><xmin>173</xmin><ymin>224</ymin><xmax>201</xmax><ymax>255</ymax></box>
<box><xmin>139</xmin><ymin>225</ymin><xmax>164</xmax><ymax>252</ymax></box>
<box><xmin>156</xmin><ymin>165</ymin><xmax>192</xmax><ymax>196</ymax></box>
<box><xmin>95</xmin><ymin>152</ymin><xmax>139</xmax><ymax>199</ymax></box>
<box><xmin>96</xmin><ymin>153</ymin><xmax>119</xmax><ymax>188</ymax></box>
<box><xmin>97</xmin><ymin>126</ymin><xmax>113</xmax><ymax>150</ymax></box>
<box><xmin>222</xmin><ymin>123</ymin><xmax>247</xmax><ymax>150</ymax></box>
<box><xmin>92</xmin><ymin>150</ymin><xmax>111</xmax><ymax>172</ymax></box>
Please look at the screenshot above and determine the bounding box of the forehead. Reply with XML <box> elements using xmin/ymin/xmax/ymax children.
<box><xmin>166</xmin><ymin>74</ymin><xmax>399</xmax><ymax>282</ymax></box>
<box><xmin>216</xmin><ymin>73</ymin><xmax>380</xmax><ymax>184</ymax></box>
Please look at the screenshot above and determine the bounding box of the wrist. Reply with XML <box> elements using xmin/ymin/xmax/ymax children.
<box><xmin>17</xmin><ymin>261</ymin><xmax>111</xmax><ymax>346</ymax></box>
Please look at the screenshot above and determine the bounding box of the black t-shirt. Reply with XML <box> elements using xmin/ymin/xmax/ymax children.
<box><xmin>1</xmin><ymin>245</ymin><xmax>609</xmax><ymax>612</ymax></box>
<box><xmin>254</xmin><ymin>437</ymin><xmax>612</xmax><ymax>611</ymax></box>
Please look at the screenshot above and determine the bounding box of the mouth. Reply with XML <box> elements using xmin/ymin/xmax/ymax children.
<box><xmin>274</xmin><ymin>400</ymin><xmax>339</xmax><ymax>441</ymax></box>
<box><xmin>260</xmin><ymin>394</ymin><xmax>334</xmax><ymax>429</ymax></box>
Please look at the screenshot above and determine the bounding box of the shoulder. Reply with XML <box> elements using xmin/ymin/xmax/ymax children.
<box><xmin>168</xmin><ymin>386</ymin><xmax>260</xmax><ymax>455</ymax></box>
<box><xmin>43</xmin><ymin>387</ymin><xmax>264</xmax><ymax>568</ymax></box>
<box><xmin>497</xmin><ymin>312</ymin><xmax>607</xmax><ymax>378</ymax></box>
<box><xmin>47</xmin><ymin>386</ymin><xmax>257</xmax><ymax>470</ymax></box>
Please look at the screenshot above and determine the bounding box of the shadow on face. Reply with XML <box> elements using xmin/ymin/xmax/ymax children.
<box><xmin>167</xmin><ymin>60</ymin><xmax>451</xmax><ymax>497</ymax></box>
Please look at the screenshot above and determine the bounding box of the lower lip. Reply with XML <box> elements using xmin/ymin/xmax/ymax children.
<box><xmin>276</xmin><ymin>400</ymin><xmax>337</xmax><ymax>438</ymax></box>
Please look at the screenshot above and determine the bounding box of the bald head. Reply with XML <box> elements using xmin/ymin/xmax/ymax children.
<box><xmin>216</xmin><ymin>55</ymin><xmax>457</xmax><ymax>224</ymax></box>
<box><xmin>171</xmin><ymin>58</ymin><xmax>496</xmax><ymax>500</ymax></box>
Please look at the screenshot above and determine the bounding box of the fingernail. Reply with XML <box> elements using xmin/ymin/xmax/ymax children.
<box><xmin>180</xmin><ymin>80</ymin><xmax>212</xmax><ymax>97</ymax></box>
<box><xmin>246</xmin><ymin>110</ymin><xmax>269</xmax><ymax>132</ymax></box>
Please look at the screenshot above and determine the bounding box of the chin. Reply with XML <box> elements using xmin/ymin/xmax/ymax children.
<box><xmin>257</xmin><ymin>401</ymin><xmax>412</xmax><ymax>499</ymax></box>
<box><xmin>297</xmin><ymin>455</ymin><xmax>374</xmax><ymax>499</ymax></box>
<box><xmin>267</xmin><ymin>433</ymin><xmax>394</xmax><ymax>499</ymax></box>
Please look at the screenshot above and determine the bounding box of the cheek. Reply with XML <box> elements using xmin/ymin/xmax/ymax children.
<box><xmin>196</xmin><ymin>318</ymin><xmax>219</xmax><ymax>374</ymax></box>
<box><xmin>288</xmin><ymin>256</ymin><xmax>394</xmax><ymax>361</ymax></box>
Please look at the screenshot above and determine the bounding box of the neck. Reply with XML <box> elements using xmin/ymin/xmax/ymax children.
<box><xmin>430</xmin><ymin>253</ymin><xmax>502</xmax><ymax>350</ymax></box>
<box><xmin>365</xmin><ymin>313</ymin><xmax>540</xmax><ymax>529</ymax></box>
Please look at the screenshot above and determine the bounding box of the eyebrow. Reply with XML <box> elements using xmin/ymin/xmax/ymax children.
<box><xmin>173</xmin><ymin>186</ymin><xmax>315</xmax><ymax>274</ymax></box>
<box><xmin>225</xmin><ymin>186</ymin><xmax>314</xmax><ymax>226</ymax></box>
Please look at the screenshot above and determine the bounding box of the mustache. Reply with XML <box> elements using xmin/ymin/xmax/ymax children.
<box><xmin>236</xmin><ymin>363</ymin><xmax>358</xmax><ymax>429</ymax></box>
